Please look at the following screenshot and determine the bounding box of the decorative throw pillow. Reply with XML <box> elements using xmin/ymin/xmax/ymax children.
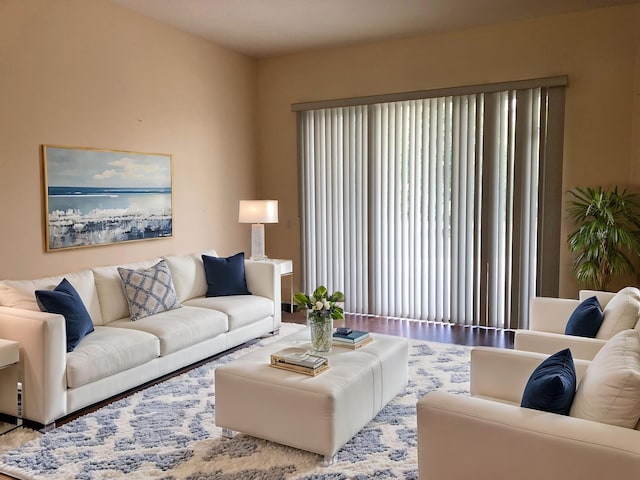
<box><xmin>35</xmin><ymin>278</ymin><xmax>95</xmax><ymax>352</ymax></box>
<box><xmin>570</xmin><ymin>329</ymin><xmax>640</xmax><ymax>428</ymax></box>
<box><xmin>596</xmin><ymin>287</ymin><xmax>640</xmax><ymax>340</ymax></box>
<box><xmin>564</xmin><ymin>296</ymin><xmax>604</xmax><ymax>337</ymax></box>
<box><xmin>202</xmin><ymin>252</ymin><xmax>252</xmax><ymax>297</ymax></box>
<box><xmin>117</xmin><ymin>260</ymin><xmax>181</xmax><ymax>321</ymax></box>
<box><xmin>521</xmin><ymin>348</ymin><xmax>576</xmax><ymax>415</ymax></box>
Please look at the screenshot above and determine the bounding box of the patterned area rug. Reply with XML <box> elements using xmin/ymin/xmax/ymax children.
<box><xmin>0</xmin><ymin>323</ymin><xmax>470</xmax><ymax>479</ymax></box>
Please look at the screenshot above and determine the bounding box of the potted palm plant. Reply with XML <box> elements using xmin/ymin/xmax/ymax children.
<box><xmin>566</xmin><ymin>186</ymin><xmax>640</xmax><ymax>290</ymax></box>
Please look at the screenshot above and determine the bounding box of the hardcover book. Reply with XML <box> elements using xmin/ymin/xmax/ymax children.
<box><xmin>270</xmin><ymin>348</ymin><xmax>329</xmax><ymax>376</ymax></box>
<box><xmin>332</xmin><ymin>336</ymin><xmax>373</xmax><ymax>350</ymax></box>
<box><xmin>332</xmin><ymin>330</ymin><xmax>370</xmax><ymax>343</ymax></box>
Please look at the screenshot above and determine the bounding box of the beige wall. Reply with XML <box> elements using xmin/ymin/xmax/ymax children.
<box><xmin>2</xmin><ymin>1</ymin><xmax>639</xmax><ymax>300</ymax></box>
<box><xmin>257</xmin><ymin>5</ymin><xmax>640</xmax><ymax>298</ymax></box>
<box><xmin>0</xmin><ymin>0</ymin><xmax>258</xmax><ymax>279</ymax></box>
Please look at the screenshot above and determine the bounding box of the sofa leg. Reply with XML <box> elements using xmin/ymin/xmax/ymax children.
<box><xmin>323</xmin><ymin>454</ymin><xmax>335</xmax><ymax>466</ymax></box>
<box><xmin>22</xmin><ymin>418</ymin><xmax>55</xmax><ymax>433</ymax></box>
<box><xmin>221</xmin><ymin>427</ymin><xmax>235</xmax><ymax>438</ymax></box>
<box><xmin>39</xmin><ymin>422</ymin><xmax>56</xmax><ymax>433</ymax></box>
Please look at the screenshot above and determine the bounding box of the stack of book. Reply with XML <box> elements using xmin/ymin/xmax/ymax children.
<box><xmin>270</xmin><ymin>348</ymin><xmax>329</xmax><ymax>376</ymax></box>
<box><xmin>332</xmin><ymin>329</ymin><xmax>373</xmax><ymax>349</ymax></box>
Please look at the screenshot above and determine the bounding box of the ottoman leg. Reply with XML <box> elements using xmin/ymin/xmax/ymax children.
<box><xmin>222</xmin><ymin>428</ymin><xmax>235</xmax><ymax>438</ymax></box>
<box><xmin>323</xmin><ymin>454</ymin><xmax>335</xmax><ymax>466</ymax></box>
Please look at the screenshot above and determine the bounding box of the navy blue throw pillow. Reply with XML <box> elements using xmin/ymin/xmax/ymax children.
<box><xmin>35</xmin><ymin>278</ymin><xmax>95</xmax><ymax>352</ymax></box>
<box><xmin>202</xmin><ymin>252</ymin><xmax>252</xmax><ymax>297</ymax></box>
<box><xmin>521</xmin><ymin>348</ymin><xmax>576</xmax><ymax>415</ymax></box>
<box><xmin>564</xmin><ymin>296</ymin><xmax>604</xmax><ymax>338</ymax></box>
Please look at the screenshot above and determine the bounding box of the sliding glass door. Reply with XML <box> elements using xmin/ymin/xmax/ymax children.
<box><xmin>297</xmin><ymin>79</ymin><xmax>565</xmax><ymax>329</ymax></box>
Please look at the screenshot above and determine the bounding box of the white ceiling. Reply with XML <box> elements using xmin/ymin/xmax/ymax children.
<box><xmin>110</xmin><ymin>0</ymin><xmax>640</xmax><ymax>58</ymax></box>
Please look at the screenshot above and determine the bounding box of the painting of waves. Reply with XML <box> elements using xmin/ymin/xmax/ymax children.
<box><xmin>43</xmin><ymin>146</ymin><xmax>173</xmax><ymax>251</ymax></box>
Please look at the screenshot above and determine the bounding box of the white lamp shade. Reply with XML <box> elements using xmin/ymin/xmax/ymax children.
<box><xmin>238</xmin><ymin>200</ymin><xmax>278</xmax><ymax>224</ymax></box>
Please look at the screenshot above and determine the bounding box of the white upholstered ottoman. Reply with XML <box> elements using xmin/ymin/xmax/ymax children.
<box><xmin>215</xmin><ymin>329</ymin><xmax>408</xmax><ymax>464</ymax></box>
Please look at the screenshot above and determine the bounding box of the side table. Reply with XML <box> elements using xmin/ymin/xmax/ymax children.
<box><xmin>268</xmin><ymin>259</ymin><xmax>294</xmax><ymax>312</ymax></box>
<box><xmin>0</xmin><ymin>339</ymin><xmax>21</xmax><ymax>434</ymax></box>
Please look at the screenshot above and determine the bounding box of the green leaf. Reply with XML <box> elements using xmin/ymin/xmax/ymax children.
<box><xmin>312</xmin><ymin>285</ymin><xmax>328</xmax><ymax>300</ymax></box>
<box><xmin>293</xmin><ymin>293</ymin><xmax>311</xmax><ymax>309</ymax></box>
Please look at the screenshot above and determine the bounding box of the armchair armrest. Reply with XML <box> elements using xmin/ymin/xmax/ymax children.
<box><xmin>417</xmin><ymin>391</ymin><xmax>640</xmax><ymax>480</ymax></box>
<box><xmin>0</xmin><ymin>306</ymin><xmax>67</xmax><ymax>425</ymax></box>
<box><xmin>514</xmin><ymin>329</ymin><xmax>606</xmax><ymax>360</ymax></box>
<box><xmin>529</xmin><ymin>297</ymin><xmax>580</xmax><ymax>333</ymax></box>
<box><xmin>244</xmin><ymin>260</ymin><xmax>282</xmax><ymax>329</ymax></box>
<box><xmin>470</xmin><ymin>347</ymin><xmax>589</xmax><ymax>403</ymax></box>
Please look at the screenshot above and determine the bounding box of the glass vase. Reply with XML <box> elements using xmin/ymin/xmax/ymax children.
<box><xmin>307</xmin><ymin>311</ymin><xmax>333</xmax><ymax>353</ymax></box>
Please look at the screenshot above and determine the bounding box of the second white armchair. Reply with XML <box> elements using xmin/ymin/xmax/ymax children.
<box><xmin>514</xmin><ymin>287</ymin><xmax>640</xmax><ymax>360</ymax></box>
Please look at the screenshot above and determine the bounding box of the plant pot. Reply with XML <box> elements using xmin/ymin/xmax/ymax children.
<box><xmin>307</xmin><ymin>311</ymin><xmax>333</xmax><ymax>353</ymax></box>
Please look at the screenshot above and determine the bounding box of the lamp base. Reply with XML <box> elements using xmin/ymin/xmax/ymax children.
<box><xmin>250</xmin><ymin>224</ymin><xmax>267</xmax><ymax>261</ymax></box>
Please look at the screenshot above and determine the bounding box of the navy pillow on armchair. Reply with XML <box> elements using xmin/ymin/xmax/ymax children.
<box><xmin>564</xmin><ymin>296</ymin><xmax>604</xmax><ymax>338</ymax></box>
<box><xmin>521</xmin><ymin>348</ymin><xmax>577</xmax><ymax>415</ymax></box>
<box><xmin>35</xmin><ymin>278</ymin><xmax>95</xmax><ymax>352</ymax></box>
<box><xmin>202</xmin><ymin>252</ymin><xmax>252</xmax><ymax>297</ymax></box>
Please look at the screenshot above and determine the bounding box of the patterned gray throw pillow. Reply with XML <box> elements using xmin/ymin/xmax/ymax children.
<box><xmin>118</xmin><ymin>260</ymin><xmax>181</xmax><ymax>321</ymax></box>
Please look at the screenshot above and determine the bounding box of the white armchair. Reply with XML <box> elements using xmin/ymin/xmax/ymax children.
<box><xmin>417</xmin><ymin>345</ymin><xmax>640</xmax><ymax>480</ymax></box>
<box><xmin>514</xmin><ymin>288</ymin><xmax>640</xmax><ymax>360</ymax></box>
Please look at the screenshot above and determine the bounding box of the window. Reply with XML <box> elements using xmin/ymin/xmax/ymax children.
<box><xmin>296</xmin><ymin>78</ymin><xmax>566</xmax><ymax>329</ymax></box>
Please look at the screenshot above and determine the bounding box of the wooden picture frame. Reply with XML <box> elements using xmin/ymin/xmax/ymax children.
<box><xmin>42</xmin><ymin>145</ymin><xmax>173</xmax><ymax>251</ymax></box>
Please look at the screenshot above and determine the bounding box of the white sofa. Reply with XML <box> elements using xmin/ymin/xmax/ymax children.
<box><xmin>417</xmin><ymin>344</ymin><xmax>640</xmax><ymax>480</ymax></box>
<box><xmin>0</xmin><ymin>249</ymin><xmax>281</xmax><ymax>428</ymax></box>
<box><xmin>514</xmin><ymin>288</ymin><xmax>640</xmax><ymax>360</ymax></box>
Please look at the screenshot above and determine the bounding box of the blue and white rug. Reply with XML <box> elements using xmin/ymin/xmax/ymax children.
<box><xmin>0</xmin><ymin>323</ymin><xmax>470</xmax><ymax>479</ymax></box>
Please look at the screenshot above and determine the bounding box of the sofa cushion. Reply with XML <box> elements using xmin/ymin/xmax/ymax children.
<box><xmin>564</xmin><ymin>296</ymin><xmax>604</xmax><ymax>338</ymax></box>
<box><xmin>185</xmin><ymin>295</ymin><xmax>273</xmax><ymax>330</ymax></box>
<box><xmin>596</xmin><ymin>287</ymin><xmax>640</xmax><ymax>340</ymax></box>
<box><xmin>66</xmin><ymin>326</ymin><xmax>160</xmax><ymax>388</ymax></box>
<box><xmin>118</xmin><ymin>260</ymin><xmax>181</xmax><ymax>321</ymax></box>
<box><xmin>108</xmin><ymin>305</ymin><xmax>228</xmax><ymax>356</ymax></box>
<box><xmin>0</xmin><ymin>269</ymin><xmax>102</xmax><ymax>325</ymax></box>
<box><xmin>93</xmin><ymin>259</ymin><xmax>162</xmax><ymax>324</ymax></box>
<box><xmin>35</xmin><ymin>278</ymin><xmax>95</xmax><ymax>352</ymax></box>
<box><xmin>163</xmin><ymin>249</ymin><xmax>217</xmax><ymax>302</ymax></box>
<box><xmin>202</xmin><ymin>253</ymin><xmax>251</xmax><ymax>297</ymax></box>
<box><xmin>570</xmin><ymin>329</ymin><xmax>640</xmax><ymax>428</ymax></box>
<box><xmin>521</xmin><ymin>348</ymin><xmax>576</xmax><ymax>415</ymax></box>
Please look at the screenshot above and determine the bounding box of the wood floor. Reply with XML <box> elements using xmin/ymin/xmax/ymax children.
<box><xmin>284</xmin><ymin>310</ymin><xmax>515</xmax><ymax>349</ymax></box>
<box><xmin>0</xmin><ymin>312</ymin><xmax>513</xmax><ymax>479</ymax></box>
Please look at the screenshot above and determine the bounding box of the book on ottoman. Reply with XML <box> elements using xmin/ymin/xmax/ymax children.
<box><xmin>333</xmin><ymin>330</ymin><xmax>370</xmax><ymax>343</ymax></box>
<box><xmin>333</xmin><ymin>330</ymin><xmax>372</xmax><ymax>349</ymax></box>
<box><xmin>270</xmin><ymin>348</ymin><xmax>329</xmax><ymax>376</ymax></box>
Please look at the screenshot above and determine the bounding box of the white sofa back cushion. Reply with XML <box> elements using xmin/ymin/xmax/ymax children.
<box><xmin>596</xmin><ymin>287</ymin><xmax>640</xmax><ymax>340</ymax></box>
<box><xmin>163</xmin><ymin>249</ymin><xmax>217</xmax><ymax>303</ymax></box>
<box><xmin>0</xmin><ymin>269</ymin><xmax>102</xmax><ymax>325</ymax></box>
<box><xmin>92</xmin><ymin>258</ymin><xmax>162</xmax><ymax>325</ymax></box>
<box><xmin>570</xmin><ymin>329</ymin><xmax>640</xmax><ymax>428</ymax></box>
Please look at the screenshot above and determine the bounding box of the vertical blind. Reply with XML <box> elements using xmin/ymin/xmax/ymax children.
<box><xmin>297</xmin><ymin>80</ymin><xmax>565</xmax><ymax>329</ymax></box>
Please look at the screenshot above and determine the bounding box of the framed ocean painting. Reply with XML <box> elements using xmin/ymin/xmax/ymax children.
<box><xmin>42</xmin><ymin>145</ymin><xmax>173</xmax><ymax>251</ymax></box>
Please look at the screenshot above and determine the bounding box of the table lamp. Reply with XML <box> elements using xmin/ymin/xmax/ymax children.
<box><xmin>238</xmin><ymin>200</ymin><xmax>278</xmax><ymax>261</ymax></box>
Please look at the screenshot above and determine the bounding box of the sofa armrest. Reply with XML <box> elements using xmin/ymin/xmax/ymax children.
<box><xmin>529</xmin><ymin>297</ymin><xmax>580</xmax><ymax>333</ymax></box>
<box><xmin>0</xmin><ymin>306</ymin><xmax>67</xmax><ymax>425</ymax></box>
<box><xmin>470</xmin><ymin>347</ymin><xmax>590</xmax><ymax>403</ymax></box>
<box><xmin>244</xmin><ymin>260</ymin><xmax>282</xmax><ymax>330</ymax></box>
<box><xmin>417</xmin><ymin>391</ymin><xmax>640</xmax><ymax>480</ymax></box>
<box><xmin>514</xmin><ymin>329</ymin><xmax>606</xmax><ymax>360</ymax></box>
